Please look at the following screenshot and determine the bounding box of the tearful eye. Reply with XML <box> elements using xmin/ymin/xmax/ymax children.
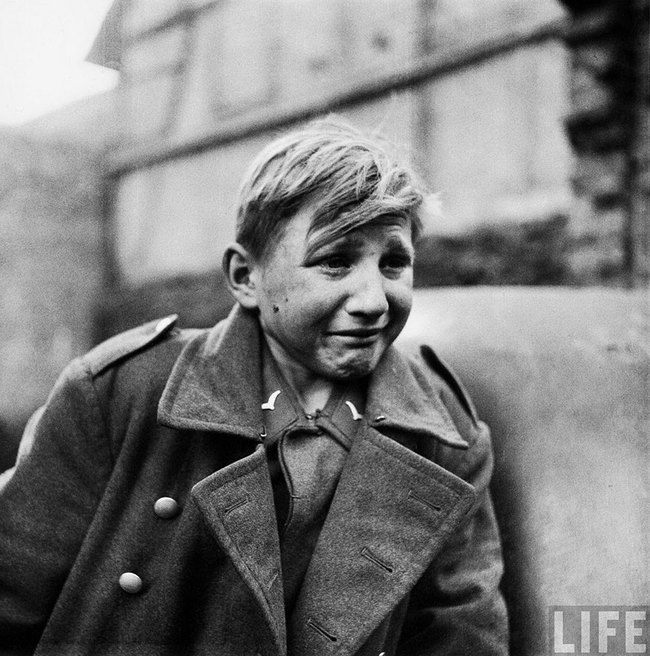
<box><xmin>381</xmin><ymin>254</ymin><xmax>412</xmax><ymax>272</ymax></box>
<box><xmin>321</xmin><ymin>256</ymin><xmax>351</xmax><ymax>270</ymax></box>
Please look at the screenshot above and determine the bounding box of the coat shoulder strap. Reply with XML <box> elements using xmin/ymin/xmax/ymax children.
<box><xmin>85</xmin><ymin>314</ymin><xmax>179</xmax><ymax>377</ymax></box>
<box><xmin>420</xmin><ymin>344</ymin><xmax>479</xmax><ymax>427</ymax></box>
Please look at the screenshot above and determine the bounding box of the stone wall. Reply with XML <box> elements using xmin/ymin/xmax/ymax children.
<box><xmin>414</xmin><ymin>214</ymin><xmax>570</xmax><ymax>287</ymax></box>
<box><xmin>0</xmin><ymin>130</ymin><xmax>104</xmax><ymax>469</ymax></box>
<box><xmin>560</xmin><ymin>0</ymin><xmax>650</xmax><ymax>285</ymax></box>
<box><xmin>98</xmin><ymin>268</ymin><xmax>233</xmax><ymax>338</ymax></box>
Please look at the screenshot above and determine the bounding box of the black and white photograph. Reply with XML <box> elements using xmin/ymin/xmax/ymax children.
<box><xmin>0</xmin><ymin>1</ymin><xmax>648</xmax><ymax>654</ymax></box>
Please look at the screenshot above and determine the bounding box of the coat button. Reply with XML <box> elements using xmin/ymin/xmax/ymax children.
<box><xmin>154</xmin><ymin>496</ymin><xmax>179</xmax><ymax>519</ymax></box>
<box><xmin>119</xmin><ymin>572</ymin><xmax>143</xmax><ymax>594</ymax></box>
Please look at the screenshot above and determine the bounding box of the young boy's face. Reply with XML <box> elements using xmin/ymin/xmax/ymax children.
<box><xmin>248</xmin><ymin>203</ymin><xmax>415</xmax><ymax>381</ymax></box>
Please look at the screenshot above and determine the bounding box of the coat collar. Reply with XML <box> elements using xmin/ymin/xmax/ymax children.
<box><xmin>158</xmin><ymin>304</ymin><xmax>265</xmax><ymax>439</ymax></box>
<box><xmin>167</xmin><ymin>305</ymin><xmax>475</xmax><ymax>655</ymax></box>
<box><xmin>158</xmin><ymin>304</ymin><xmax>467</xmax><ymax>448</ymax></box>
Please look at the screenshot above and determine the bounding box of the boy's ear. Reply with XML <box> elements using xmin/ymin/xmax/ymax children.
<box><xmin>222</xmin><ymin>243</ymin><xmax>259</xmax><ymax>310</ymax></box>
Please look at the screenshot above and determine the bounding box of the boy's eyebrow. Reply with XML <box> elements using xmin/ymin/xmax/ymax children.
<box><xmin>304</xmin><ymin>234</ymin><xmax>366</xmax><ymax>259</ymax></box>
<box><xmin>328</xmin><ymin>234</ymin><xmax>364</xmax><ymax>249</ymax></box>
<box><xmin>303</xmin><ymin>233</ymin><xmax>353</xmax><ymax>259</ymax></box>
<box><xmin>303</xmin><ymin>232</ymin><xmax>415</xmax><ymax>261</ymax></box>
<box><xmin>384</xmin><ymin>236</ymin><xmax>415</xmax><ymax>257</ymax></box>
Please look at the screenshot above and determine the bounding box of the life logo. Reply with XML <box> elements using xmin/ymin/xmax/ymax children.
<box><xmin>549</xmin><ymin>607</ymin><xmax>648</xmax><ymax>655</ymax></box>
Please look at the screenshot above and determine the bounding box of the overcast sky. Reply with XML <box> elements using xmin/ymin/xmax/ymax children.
<box><xmin>0</xmin><ymin>0</ymin><xmax>118</xmax><ymax>125</ymax></box>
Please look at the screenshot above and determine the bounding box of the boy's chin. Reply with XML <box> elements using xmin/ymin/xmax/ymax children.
<box><xmin>317</xmin><ymin>351</ymin><xmax>384</xmax><ymax>381</ymax></box>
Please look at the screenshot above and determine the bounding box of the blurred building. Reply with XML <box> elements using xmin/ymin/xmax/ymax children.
<box><xmin>0</xmin><ymin>0</ymin><xmax>648</xmax><ymax>465</ymax></box>
<box><xmin>106</xmin><ymin>0</ymin><xmax>572</xmax><ymax>289</ymax></box>
<box><xmin>93</xmin><ymin>0</ymin><xmax>647</xmax><ymax>310</ymax></box>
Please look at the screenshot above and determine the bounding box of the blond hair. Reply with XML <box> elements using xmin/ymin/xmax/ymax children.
<box><xmin>235</xmin><ymin>118</ymin><xmax>427</xmax><ymax>260</ymax></box>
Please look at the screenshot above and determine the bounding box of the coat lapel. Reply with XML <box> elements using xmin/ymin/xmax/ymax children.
<box><xmin>289</xmin><ymin>426</ymin><xmax>476</xmax><ymax>655</ymax></box>
<box><xmin>158</xmin><ymin>306</ymin><xmax>287</xmax><ymax>654</ymax></box>
<box><xmin>158</xmin><ymin>305</ymin><xmax>477</xmax><ymax>656</ymax></box>
<box><xmin>288</xmin><ymin>348</ymin><xmax>478</xmax><ymax>655</ymax></box>
<box><xmin>192</xmin><ymin>445</ymin><xmax>286</xmax><ymax>656</ymax></box>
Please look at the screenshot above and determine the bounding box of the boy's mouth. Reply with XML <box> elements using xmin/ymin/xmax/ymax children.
<box><xmin>328</xmin><ymin>327</ymin><xmax>385</xmax><ymax>340</ymax></box>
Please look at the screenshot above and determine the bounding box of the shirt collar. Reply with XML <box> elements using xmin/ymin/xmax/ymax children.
<box><xmin>158</xmin><ymin>304</ymin><xmax>467</xmax><ymax>448</ymax></box>
<box><xmin>260</xmin><ymin>343</ymin><xmax>365</xmax><ymax>450</ymax></box>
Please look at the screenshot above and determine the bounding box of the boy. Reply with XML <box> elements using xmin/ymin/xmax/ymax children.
<box><xmin>0</xmin><ymin>120</ymin><xmax>508</xmax><ymax>655</ymax></box>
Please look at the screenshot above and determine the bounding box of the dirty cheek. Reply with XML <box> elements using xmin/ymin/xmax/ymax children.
<box><xmin>264</xmin><ymin>274</ymin><xmax>300</xmax><ymax>313</ymax></box>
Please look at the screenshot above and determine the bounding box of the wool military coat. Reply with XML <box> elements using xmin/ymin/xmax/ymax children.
<box><xmin>0</xmin><ymin>305</ymin><xmax>508</xmax><ymax>656</ymax></box>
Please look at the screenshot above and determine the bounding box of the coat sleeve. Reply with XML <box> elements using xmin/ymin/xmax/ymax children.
<box><xmin>0</xmin><ymin>405</ymin><xmax>43</xmax><ymax>492</ymax></box>
<box><xmin>397</xmin><ymin>417</ymin><xmax>510</xmax><ymax>656</ymax></box>
<box><xmin>0</xmin><ymin>357</ymin><xmax>112</xmax><ymax>655</ymax></box>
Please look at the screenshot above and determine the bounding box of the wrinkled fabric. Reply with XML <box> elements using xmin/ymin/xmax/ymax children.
<box><xmin>0</xmin><ymin>305</ymin><xmax>508</xmax><ymax>656</ymax></box>
<box><xmin>261</xmin><ymin>349</ymin><xmax>365</xmax><ymax>613</ymax></box>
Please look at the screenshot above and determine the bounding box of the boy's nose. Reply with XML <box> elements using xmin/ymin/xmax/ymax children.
<box><xmin>344</xmin><ymin>268</ymin><xmax>389</xmax><ymax>318</ymax></box>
